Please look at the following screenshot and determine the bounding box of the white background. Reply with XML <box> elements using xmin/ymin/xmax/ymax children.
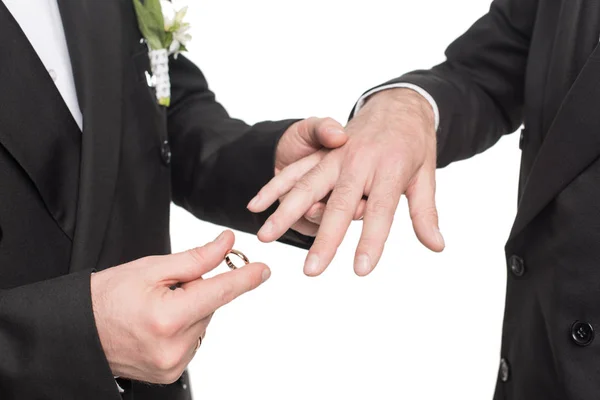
<box><xmin>170</xmin><ymin>0</ymin><xmax>522</xmax><ymax>398</ymax></box>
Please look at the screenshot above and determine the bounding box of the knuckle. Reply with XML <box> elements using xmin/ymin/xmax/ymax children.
<box><xmin>152</xmin><ymin>347</ymin><xmax>182</xmax><ymax>377</ymax></box>
<box><xmin>308</xmin><ymin>161</ymin><xmax>327</xmax><ymax>179</ymax></box>
<box><xmin>159</xmin><ymin>367</ymin><xmax>184</xmax><ymax>385</ymax></box>
<box><xmin>326</xmin><ymin>194</ymin><xmax>351</xmax><ymax>213</ymax></box>
<box><xmin>270</xmin><ymin>180</ymin><xmax>287</xmax><ymax>197</ymax></box>
<box><xmin>148</xmin><ymin>312</ymin><xmax>179</xmax><ymax>338</ymax></box>
<box><xmin>410</xmin><ymin>205</ymin><xmax>439</xmax><ymax>222</ymax></box>
<box><xmin>369</xmin><ymin>191</ymin><xmax>395</xmax><ymax>210</ymax></box>
<box><xmin>366</xmin><ymin>196</ymin><xmax>396</xmax><ymax>217</ymax></box>
<box><xmin>411</xmin><ymin>132</ymin><xmax>427</xmax><ymax>153</ymax></box>
<box><xmin>187</xmin><ymin>247</ymin><xmax>207</xmax><ymax>266</ymax></box>
<box><xmin>217</xmin><ymin>281</ymin><xmax>236</xmax><ymax>305</ymax></box>
<box><xmin>398</xmin><ymin>136</ymin><xmax>426</xmax><ymax>163</ymax></box>
<box><xmin>378</xmin><ymin>166</ymin><xmax>402</xmax><ymax>183</ymax></box>
<box><xmin>334</xmin><ymin>178</ymin><xmax>356</xmax><ymax>197</ymax></box>
<box><xmin>246</xmin><ymin>274</ymin><xmax>258</xmax><ymax>292</ymax></box>
<box><xmin>381</xmin><ymin>159</ymin><xmax>411</xmax><ymax>182</ymax></box>
<box><xmin>294</xmin><ymin>177</ymin><xmax>313</xmax><ymax>194</ymax></box>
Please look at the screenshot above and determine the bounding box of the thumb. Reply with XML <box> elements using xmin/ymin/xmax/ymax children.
<box><xmin>276</xmin><ymin>117</ymin><xmax>347</xmax><ymax>172</ymax></box>
<box><xmin>303</xmin><ymin>117</ymin><xmax>348</xmax><ymax>149</ymax></box>
<box><xmin>151</xmin><ymin>230</ymin><xmax>236</xmax><ymax>283</ymax></box>
<box><xmin>406</xmin><ymin>167</ymin><xmax>445</xmax><ymax>253</ymax></box>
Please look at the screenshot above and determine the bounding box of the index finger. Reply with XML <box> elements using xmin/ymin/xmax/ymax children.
<box><xmin>257</xmin><ymin>154</ymin><xmax>341</xmax><ymax>242</ymax></box>
<box><xmin>181</xmin><ymin>262</ymin><xmax>271</xmax><ymax>320</ymax></box>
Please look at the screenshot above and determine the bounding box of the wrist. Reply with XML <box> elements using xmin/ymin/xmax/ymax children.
<box><xmin>361</xmin><ymin>88</ymin><xmax>436</xmax><ymax>134</ymax></box>
<box><xmin>90</xmin><ymin>271</ymin><xmax>118</xmax><ymax>375</ymax></box>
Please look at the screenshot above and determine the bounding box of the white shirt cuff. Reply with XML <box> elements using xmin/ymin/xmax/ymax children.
<box><xmin>115</xmin><ymin>377</ymin><xmax>124</xmax><ymax>394</ymax></box>
<box><xmin>354</xmin><ymin>83</ymin><xmax>440</xmax><ymax>131</ymax></box>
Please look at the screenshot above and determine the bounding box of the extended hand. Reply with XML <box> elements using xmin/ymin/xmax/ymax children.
<box><xmin>249</xmin><ymin>89</ymin><xmax>443</xmax><ymax>276</ymax></box>
<box><xmin>91</xmin><ymin>231</ymin><xmax>269</xmax><ymax>384</ymax></box>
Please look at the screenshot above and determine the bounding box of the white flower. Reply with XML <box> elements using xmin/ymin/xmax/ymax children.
<box><xmin>170</xmin><ymin>25</ymin><xmax>192</xmax><ymax>55</ymax></box>
<box><xmin>160</xmin><ymin>0</ymin><xmax>176</xmax><ymax>30</ymax></box>
<box><xmin>135</xmin><ymin>0</ymin><xmax>191</xmax><ymax>106</ymax></box>
<box><xmin>160</xmin><ymin>0</ymin><xmax>192</xmax><ymax>57</ymax></box>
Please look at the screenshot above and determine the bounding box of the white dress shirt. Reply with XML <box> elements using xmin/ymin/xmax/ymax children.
<box><xmin>3</xmin><ymin>0</ymin><xmax>83</xmax><ymax>131</ymax></box>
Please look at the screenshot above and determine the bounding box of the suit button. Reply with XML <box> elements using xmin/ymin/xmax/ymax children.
<box><xmin>161</xmin><ymin>140</ymin><xmax>172</xmax><ymax>166</ymax></box>
<box><xmin>179</xmin><ymin>373</ymin><xmax>188</xmax><ymax>390</ymax></box>
<box><xmin>499</xmin><ymin>358</ymin><xmax>510</xmax><ymax>382</ymax></box>
<box><xmin>508</xmin><ymin>255</ymin><xmax>525</xmax><ymax>277</ymax></box>
<box><xmin>571</xmin><ymin>321</ymin><xmax>594</xmax><ymax>346</ymax></box>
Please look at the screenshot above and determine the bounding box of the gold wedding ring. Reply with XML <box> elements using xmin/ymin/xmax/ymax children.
<box><xmin>193</xmin><ymin>336</ymin><xmax>202</xmax><ymax>353</ymax></box>
<box><xmin>225</xmin><ymin>249</ymin><xmax>250</xmax><ymax>270</ymax></box>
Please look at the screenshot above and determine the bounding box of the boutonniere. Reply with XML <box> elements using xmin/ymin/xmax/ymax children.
<box><xmin>133</xmin><ymin>0</ymin><xmax>192</xmax><ymax>107</ymax></box>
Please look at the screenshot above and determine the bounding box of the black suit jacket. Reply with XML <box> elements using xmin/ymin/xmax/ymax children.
<box><xmin>362</xmin><ymin>0</ymin><xmax>600</xmax><ymax>398</ymax></box>
<box><xmin>0</xmin><ymin>1</ymin><xmax>311</xmax><ymax>399</ymax></box>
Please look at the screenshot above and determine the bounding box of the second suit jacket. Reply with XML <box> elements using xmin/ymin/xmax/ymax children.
<box><xmin>0</xmin><ymin>1</ymin><xmax>312</xmax><ymax>399</ymax></box>
<box><xmin>360</xmin><ymin>0</ymin><xmax>600</xmax><ymax>398</ymax></box>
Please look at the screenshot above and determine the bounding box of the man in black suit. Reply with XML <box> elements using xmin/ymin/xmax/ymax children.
<box><xmin>251</xmin><ymin>0</ymin><xmax>600</xmax><ymax>398</ymax></box>
<box><xmin>0</xmin><ymin>0</ymin><xmax>355</xmax><ymax>399</ymax></box>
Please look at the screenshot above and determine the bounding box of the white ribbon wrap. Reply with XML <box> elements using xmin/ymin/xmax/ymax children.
<box><xmin>149</xmin><ymin>48</ymin><xmax>171</xmax><ymax>106</ymax></box>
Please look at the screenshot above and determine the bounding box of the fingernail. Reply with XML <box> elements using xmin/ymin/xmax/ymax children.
<box><xmin>304</xmin><ymin>254</ymin><xmax>320</xmax><ymax>276</ymax></box>
<box><xmin>247</xmin><ymin>195</ymin><xmax>260</xmax><ymax>210</ymax></box>
<box><xmin>259</xmin><ymin>220</ymin><xmax>274</xmax><ymax>237</ymax></box>
<box><xmin>435</xmin><ymin>229</ymin><xmax>445</xmax><ymax>249</ymax></box>
<box><xmin>355</xmin><ymin>254</ymin><xmax>371</xmax><ymax>276</ymax></box>
<box><xmin>326</xmin><ymin>127</ymin><xmax>345</xmax><ymax>135</ymax></box>
<box><xmin>261</xmin><ymin>268</ymin><xmax>271</xmax><ymax>282</ymax></box>
<box><xmin>214</xmin><ymin>231</ymin><xmax>227</xmax><ymax>242</ymax></box>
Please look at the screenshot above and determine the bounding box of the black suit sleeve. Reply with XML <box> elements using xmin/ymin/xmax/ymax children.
<box><xmin>0</xmin><ymin>270</ymin><xmax>120</xmax><ymax>399</ymax></box>
<box><xmin>167</xmin><ymin>55</ymin><xmax>313</xmax><ymax>249</ymax></box>
<box><xmin>359</xmin><ymin>0</ymin><xmax>538</xmax><ymax>167</ymax></box>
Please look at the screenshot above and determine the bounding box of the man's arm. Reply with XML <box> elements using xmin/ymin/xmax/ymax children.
<box><xmin>359</xmin><ymin>0</ymin><xmax>537</xmax><ymax>167</ymax></box>
<box><xmin>166</xmin><ymin>55</ymin><xmax>312</xmax><ymax>248</ymax></box>
<box><xmin>250</xmin><ymin>0</ymin><xmax>539</xmax><ymax>275</ymax></box>
<box><xmin>0</xmin><ymin>235</ymin><xmax>272</xmax><ymax>398</ymax></box>
<box><xmin>0</xmin><ymin>271</ymin><xmax>121</xmax><ymax>399</ymax></box>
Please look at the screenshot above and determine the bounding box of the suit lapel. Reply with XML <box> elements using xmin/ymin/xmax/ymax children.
<box><xmin>0</xmin><ymin>3</ymin><xmax>81</xmax><ymax>239</ymax></box>
<box><xmin>509</xmin><ymin>43</ymin><xmax>600</xmax><ymax>241</ymax></box>
<box><xmin>57</xmin><ymin>0</ymin><xmax>125</xmax><ymax>272</ymax></box>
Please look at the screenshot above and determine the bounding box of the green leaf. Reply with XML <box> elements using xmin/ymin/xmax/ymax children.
<box><xmin>133</xmin><ymin>0</ymin><xmax>167</xmax><ymax>49</ymax></box>
<box><xmin>164</xmin><ymin>31</ymin><xmax>174</xmax><ymax>50</ymax></box>
<box><xmin>143</xmin><ymin>0</ymin><xmax>166</xmax><ymax>33</ymax></box>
